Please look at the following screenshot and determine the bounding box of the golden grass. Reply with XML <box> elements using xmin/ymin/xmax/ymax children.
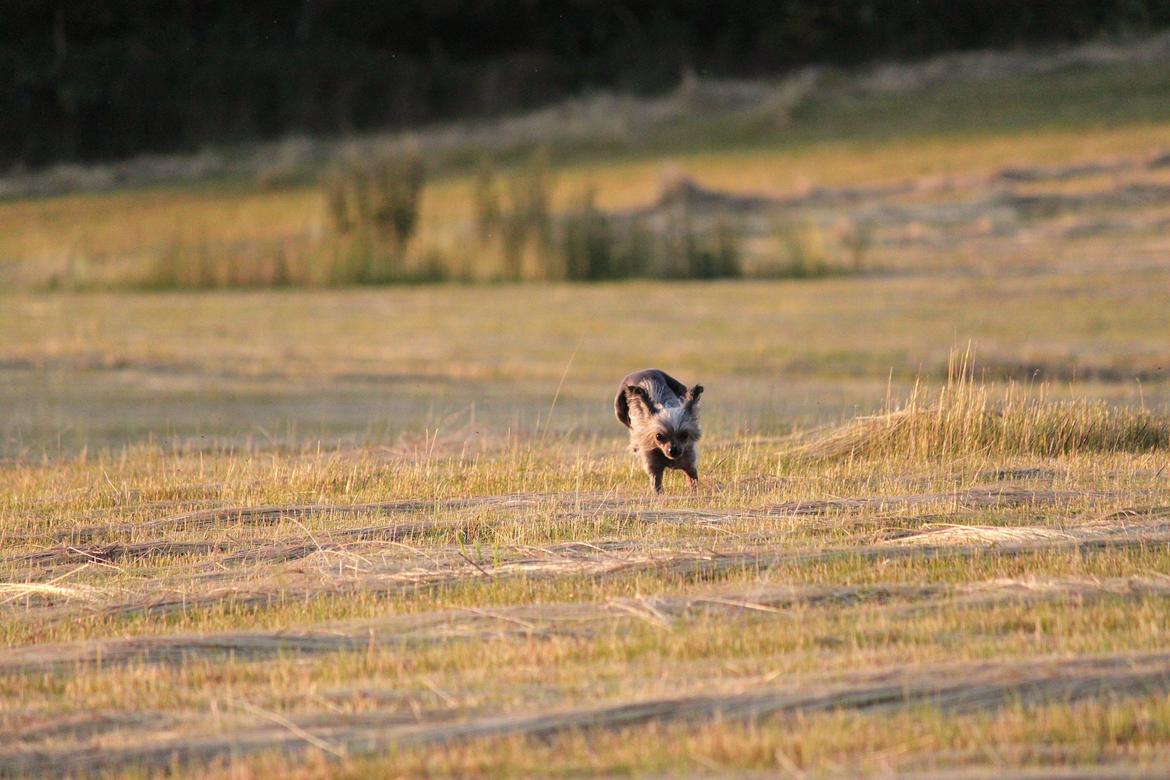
<box><xmin>5</xmin><ymin>60</ymin><xmax>1170</xmax><ymax>774</ymax></box>
<box><xmin>7</xmin><ymin>43</ymin><xmax>1170</xmax><ymax>288</ymax></box>
<box><xmin>789</xmin><ymin>354</ymin><xmax>1170</xmax><ymax>462</ymax></box>
<box><xmin>303</xmin><ymin>695</ymin><xmax>1170</xmax><ymax>778</ymax></box>
<box><xmin>4</xmin><ymin>120</ymin><xmax>1170</xmax><ymax>289</ymax></box>
<box><xmin>3</xmin><ymin>400</ymin><xmax>1170</xmax><ymax>776</ymax></box>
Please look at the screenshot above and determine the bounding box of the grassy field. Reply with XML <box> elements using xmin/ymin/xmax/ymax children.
<box><xmin>4</xmin><ymin>41</ymin><xmax>1170</xmax><ymax>287</ymax></box>
<box><xmin>4</xmin><ymin>368</ymin><xmax>1170</xmax><ymax>777</ymax></box>
<box><xmin>4</xmin><ymin>38</ymin><xmax>1170</xmax><ymax>778</ymax></box>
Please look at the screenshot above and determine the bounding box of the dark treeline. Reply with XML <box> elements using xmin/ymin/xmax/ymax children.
<box><xmin>5</xmin><ymin>0</ymin><xmax>1170</xmax><ymax>170</ymax></box>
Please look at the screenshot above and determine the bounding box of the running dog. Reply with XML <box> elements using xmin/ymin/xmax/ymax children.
<box><xmin>614</xmin><ymin>368</ymin><xmax>703</xmax><ymax>493</ymax></box>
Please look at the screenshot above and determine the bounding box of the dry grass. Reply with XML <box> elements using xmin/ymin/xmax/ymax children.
<box><xmin>789</xmin><ymin>352</ymin><xmax>1170</xmax><ymax>462</ymax></box>
<box><xmin>6</xmin><ymin>33</ymin><xmax>1170</xmax><ymax>288</ymax></box>
<box><xmin>3</xmin><ymin>420</ymin><xmax>1170</xmax><ymax>777</ymax></box>
<box><xmin>4</xmin><ymin>44</ymin><xmax>1170</xmax><ymax>778</ymax></box>
<box><xmin>6</xmin><ymin>131</ymin><xmax>1170</xmax><ymax>289</ymax></box>
<box><xmin>7</xmin><ymin>652</ymin><xmax>1170</xmax><ymax>777</ymax></box>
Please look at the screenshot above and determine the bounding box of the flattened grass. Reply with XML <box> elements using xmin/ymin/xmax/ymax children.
<box><xmin>4</xmin><ymin>400</ymin><xmax>1170</xmax><ymax>776</ymax></box>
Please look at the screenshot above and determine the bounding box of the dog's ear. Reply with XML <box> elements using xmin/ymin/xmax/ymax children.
<box><xmin>616</xmin><ymin>385</ymin><xmax>651</xmax><ymax>427</ymax></box>
<box><xmin>683</xmin><ymin>384</ymin><xmax>704</xmax><ymax>412</ymax></box>
<box><xmin>614</xmin><ymin>387</ymin><xmax>632</xmax><ymax>428</ymax></box>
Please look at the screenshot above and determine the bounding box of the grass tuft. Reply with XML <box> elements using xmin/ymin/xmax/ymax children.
<box><xmin>469</xmin><ymin>153</ymin><xmax>742</xmax><ymax>281</ymax></box>
<box><xmin>790</xmin><ymin>351</ymin><xmax>1170</xmax><ymax>461</ymax></box>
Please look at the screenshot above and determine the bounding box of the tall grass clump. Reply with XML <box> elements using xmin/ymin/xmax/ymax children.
<box><xmin>474</xmin><ymin>152</ymin><xmax>557</xmax><ymax>280</ymax></box>
<box><xmin>141</xmin><ymin>237</ymin><xmax>298</xmax><ymax>289</ymax></box>
<box><xmin>559</xmin><ymin>190</ymin><xmax>676</xmax><ymax>280</ymax></box>
<box><xmin>656</xmin><ymin>205</ymin><xmax>741</xmax><ymax>280</ymax></box>
<box><xmin>790</xmin><ymin>350</ymin><xmax>1170</xmax><ymax>461</ymax></box>
<box><xmin>639</xmin><ymin>172</ymin><xmax>741</xmax><ymax>280</ymax></box>
<box><xmin>474</xmin><ymin>153</ymin><xmax>741</xmax><ymax>281</ymax></box>
<box><xmin>138</xmin><ymin>150</ymin><xmax>429</xmax><ymax>289</ymax></box>
<box><xmin>560</xmin><ymin>188</ymin><xmax>617</xmax><ymax>281</ymax></box>
<box><xmin>555</xmin><ymin>184</ymin><xmax>741</xmax><ymax>281</ymax></box>
<box><xmin>756</xmin><ymin>218</ymin><xmax>871</xmax><ymax>279</ymax></box>
<box><xmin>324</xmin><ymin>151</ymin><xmax>424</xmax><ymax>247</ymax></box>
<box><xmin>321</xmin><ymin>150</ymin><xmax>427</xmax><ymax>283</ymax></box>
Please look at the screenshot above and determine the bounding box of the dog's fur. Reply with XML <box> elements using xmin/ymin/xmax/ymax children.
<box><xmin>614</xmin><ymin>368</ymin><xmax>703</xmax><ymax>493</ymax></box>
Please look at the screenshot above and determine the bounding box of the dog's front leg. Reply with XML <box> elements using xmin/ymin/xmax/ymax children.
<box><xmin>642</xmin><ymin>452</ymin><xmax>666</xmax><ymax>494</ymax></box>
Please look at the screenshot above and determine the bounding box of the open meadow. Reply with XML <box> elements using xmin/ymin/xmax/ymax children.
<box><xmin>3</xmin><ymin>38</ymin><xmax>1170</xmax><ymax>778</ymax></box>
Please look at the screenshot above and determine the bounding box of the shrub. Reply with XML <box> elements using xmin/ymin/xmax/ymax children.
<box><xmin>321</xmin><ymin>150</ymin><xmax>426</xmax><ymax>282</ymax></box>
<box><xmin>757</xmin><ymin>218</ymin><xmax>872</xmax><ymax>279</ymax></box>
<box><xmin>556</xmin><ymin>176</ymin><xmax>741</xmax><ymax>282</ymax></box>
<box><xmin>560</xmin><ymin>188</ymin><xmax>614</xmax><ymax>281</ymax></box>
<box><xmin>141</xmin><ymin>238</ymin><xmax>302</xmax><ymax>289</ymax></box>
<box><xmin>325</xmin><ymin>152</ymin><xmax>424</xmax><ymax>246</ymax></box>
<box><xmin>772</xmin><ymin>220</ymin><xmax>833</xmax><ymax>278</ymax></box>
<box><xmin>474</xmin><ymin>152</ymin><xmax>557</xmax><ymax>280</ymax></box>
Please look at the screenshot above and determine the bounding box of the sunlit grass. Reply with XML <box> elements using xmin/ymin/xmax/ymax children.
<box><xmin>4</xmin><ymin>51</ymin><xmax>1170</xmax><ymax>777</ymax></box>
<box><xmin>4</xmin><ymin>54</ymin><xmax>1170</xmax><ymax>288</ymax></box>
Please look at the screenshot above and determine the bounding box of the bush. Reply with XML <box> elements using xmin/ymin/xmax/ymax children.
<box><xmin>137</xmin><ymin>152</ymin><xmax>744</xmax><ymax>289</ymax></box>
<box><xmin>753</xmin><ymin>218</ymin><xmax>871</xmax><ymax>279</ymax></box>
<box><xmin>325</xmin><ymin>152</ymin><xmax>424</xmax><ymax>245</ymax></box>
<box><xmin>474</xmin><ymin>152</ymin><xmax>557</xmax><ymax>280</ymax></box>
<box><xmin>142</xmin><ymin>238</ymin><xmax>298</xmax><ymax>289</ymax></box>
<box><xmin>322</xmin><ymin>151</ymin><xmax>426</xmax><ymax>282</ymax></box>
<box><xmin>560</xmin><ymin>188</ymin><xmax>614</xmax><ymax>280</ymax></box>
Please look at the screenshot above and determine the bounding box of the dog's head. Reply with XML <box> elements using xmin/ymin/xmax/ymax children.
<box><xmin>627</xmin><ymin>384</ymin><xmax>703</xmax><ymax>461</ymax></box>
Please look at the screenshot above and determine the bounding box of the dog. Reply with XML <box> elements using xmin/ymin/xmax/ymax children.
<box><xmin>614</xmin><ymin>368</ymin><xmax>703</xmax><ymax>493</ymax></box>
